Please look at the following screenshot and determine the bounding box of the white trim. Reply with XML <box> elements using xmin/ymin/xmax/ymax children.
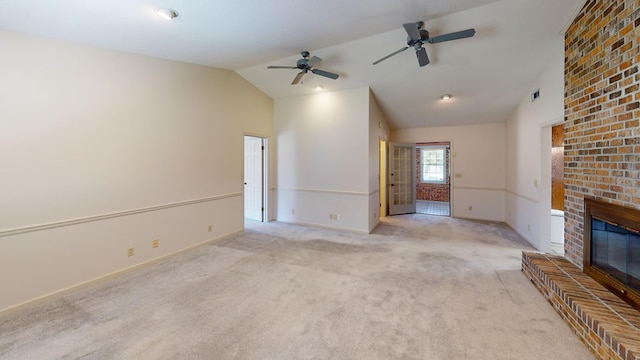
<box><xmin>505</xmin><ymin>189</ymin><xmax>539</xmax><ymax>204</ymax></box>
<box><xmin>417</xmin><ymin>145</ymin><xmax>449</xmax><ymax>150</ymax></box>
<box><xmin>0</xmin><ymin>193</ymin><xmax>242</xmax><ymax>238</ymax></box>
<box><xmin>243</xmin><ymin>131</ymin><xmax>270</xmax><ymax>138</ymax></box>
<box><xmin>277</xmin><ymin>188</ymin><xmax>370</xmax><ymax>197</ymax></box>
<box><xmin>0</xmin><ymin>228</ymin><xmax>242</xmax><ymax>314</ymax></box>
<box><xmin>454</xmin><ymin>186</ymin><xmax>506</xmax><ymax>192</ymax></box>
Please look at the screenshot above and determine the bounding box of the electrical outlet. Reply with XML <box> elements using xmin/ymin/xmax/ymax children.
<box><xmin>208</xmin><ymin>225</ymin><xmax>212</xmax><ymax>232</ymax></box>
<box><xmin>127</xmin><ymin>247</ymin><xmax>135</xmax><ymax>257</ymax></box>
<box><xmin>468</xmin><ymin>206</ymin><xmax>472</xmax><ymax>211</ymax></box>
<box><xmin>336</xmin><ymin>214</ymin><xmax>341</xmax><ymax>220</ymax></box>
<box><xmin>152</xmin><ymin>239</ymin><xmax>159</xmax><ymax>248</ymax></box>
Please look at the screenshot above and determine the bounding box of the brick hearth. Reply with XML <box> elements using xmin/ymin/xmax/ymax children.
<box><xmin>522</xmin><ymin>252</ymin><xmax>640</xmax><ymax>360</ymax></box>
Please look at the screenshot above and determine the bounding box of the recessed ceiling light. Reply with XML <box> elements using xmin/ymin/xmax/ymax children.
<box><xmin>156</xmin><ymin>8</ymin><xmax>179</xmax><ymax>20</ymax></box>
<box><xmin>315</xmin><ymin>85</ymin><xmax>324</xmax><ymax>91</ymax></box>
<box><xmin>440</xmin><ymin>94</ymin><xmax>452</xmax><ymax>101</ymax></box>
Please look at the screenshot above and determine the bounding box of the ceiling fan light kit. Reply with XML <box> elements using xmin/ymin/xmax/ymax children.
<box><xmin>156</xmin><ymin>8</ymin><xmax>179</xmax><ymax>20</ymax></box>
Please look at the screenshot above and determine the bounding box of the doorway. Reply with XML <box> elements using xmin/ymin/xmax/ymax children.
<box><xmin>550</xmin><ymin>124</ymin><xmax>564</xmax><ymax>254</ymax></box>
<box><xmin>244</xmin><ymin>135</ymin><xmax>266</xmax><ymax>222</ymax></box>
<box><xmin>539</xmin><ymin>120</ymin><xmax>563</xmax><ymax>254</ymax></box>
<box><xmin>415</xmin><ymin>142</ymin><xmax>451</xmax><ymax>216</ymax></box>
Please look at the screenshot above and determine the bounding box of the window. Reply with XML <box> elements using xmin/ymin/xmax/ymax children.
<box><xmin>420</xmin><ymin>146</ymin><xmax>447</xmax><ymax>184</ymax></box>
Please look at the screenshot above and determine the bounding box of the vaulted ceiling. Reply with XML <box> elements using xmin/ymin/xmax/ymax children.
<box><xmin>0</xmin><ymin>0</ymin><xmax>584</xmax><ymax>129</ymax></box>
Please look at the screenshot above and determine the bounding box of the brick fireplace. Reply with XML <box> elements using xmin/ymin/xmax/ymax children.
<box><xmin>564</xmin><ymin>0</ymin><xmax>640</xmax><ymax>267</ymax></box>
<box><xmin>522</xmin><ymin>1</ymin><xmax>640</xmax><ymax>359</ymax></box>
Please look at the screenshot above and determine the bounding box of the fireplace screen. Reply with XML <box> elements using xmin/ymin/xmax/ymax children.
<box><xmin>584</xmin><ymin>197</ymin><xmax>640</xmax><ymax>310</ymax></box>
<box><xmin>591</xmin><ymin>217</ymin><xmax>640</xmax><ymax>293</ymax></box>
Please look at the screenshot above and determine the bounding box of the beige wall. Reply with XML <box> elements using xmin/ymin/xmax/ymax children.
<box><xmin>0</xmin><ymin>31</ymin><xmax>273</xmax><ymax>311</ymax></box>
<box><xmin>274</xmin><ymin>87</ymin><xmax>389</xmax><ymax>232</ymax></box>
<box><xmin>392</xmin><ymin>123</ymin><xmax>506</xmax><ymax>222</ymax></box>
<box><xmin>368</xmin><ymin>91</ymin><xmax>390</xmax><ymax>231</ymax></box>
<box><xmin>505</xmin><ymin>38</ymin><xmax>564</xmax><ymax>252</ymax></box>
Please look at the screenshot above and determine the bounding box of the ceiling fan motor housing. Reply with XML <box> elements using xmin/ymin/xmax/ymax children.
<box><xmin>407</xmin><ymin>29</ymin><xmax>429</xmax><ymax>47</ymax></box>
<box><xmin>296</xmin><ymin>58</ymin><xmax>309</xmax><ymax>69</ymax></box>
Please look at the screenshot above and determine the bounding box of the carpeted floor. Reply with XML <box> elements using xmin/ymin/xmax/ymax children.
<box><xmin>0</xmin><ymin>214</ymin><xmax>594</xmax><ymax>359</ymax></box>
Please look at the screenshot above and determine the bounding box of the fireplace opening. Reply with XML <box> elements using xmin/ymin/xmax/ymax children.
<box><xmin>583</xmin><ymin>197</ymin><xmax>640</xmax><ymax>311</ymax></box>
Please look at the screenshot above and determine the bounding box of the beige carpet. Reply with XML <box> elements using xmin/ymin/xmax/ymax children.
<box><xmin>0</xmin><ymin>214</ymin><xmax>594</xmax><ymax>359</ymax></box>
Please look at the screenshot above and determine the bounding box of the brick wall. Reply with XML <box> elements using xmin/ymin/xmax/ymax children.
<box><xmin>564</xmin><ymin>0</ymin><xmax>640</xmax><ymax>266</ymax></box>
<box><xmin>416</xmin><ymin>183</ymin><xmax>450</xmax><ymax>201</ymax></box>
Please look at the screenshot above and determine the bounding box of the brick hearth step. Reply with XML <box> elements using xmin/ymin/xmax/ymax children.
<box><xmin>522</xmin><ymin>252</ymin><xmax>640</xmax><ymax>360</ymax></box>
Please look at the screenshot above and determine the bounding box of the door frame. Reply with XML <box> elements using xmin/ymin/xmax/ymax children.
<box><xmin>539</xmin><ymin>117</ymin><xmax>563</xmax><ymax>253</ymax></box>
<box><xmin>243</xmin><ymin>134</ymin><xmax>268</xmax><ymax>222</ymax></box>
<box><xmin>415</xmin><ymin>141</ymin><xmax>452</xmax><ymax>217</ymax></box>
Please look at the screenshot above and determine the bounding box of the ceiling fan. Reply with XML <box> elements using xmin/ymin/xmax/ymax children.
<box><xmin>373</xmin><ymin>21</ymin><xmax>476</xmax><ymax>67</ymax></box>
<box><xmin>267</xmin><ymin>51</ymin><xmax>340</xmax><ymax>85</ymax></box>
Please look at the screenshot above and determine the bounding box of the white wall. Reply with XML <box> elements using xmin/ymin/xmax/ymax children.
<box><xmin>505</xmin><ymin>38</ymin><xmax>564</xmax><ymax>250</ymax></box>
<box><xmin>0</xmin><ymin>31</ymin><xmax>273</xmax><ymax>311</ymax></box>
<box><xmin>368</xmin><ymin>91</ymin><xmax>391</xmax><ymax>231</ymax></box>
<box><xmin>392</xmin><ymin>123</ymin><xmax>506</xmax><ymax>222</ymax></box>
<box><xmin>275</xmin><ymin>87</ymin><xmax>383</xmax><ymax>232</ymax></box>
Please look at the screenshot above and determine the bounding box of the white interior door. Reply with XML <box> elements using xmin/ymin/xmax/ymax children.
<box><xmin>388</xmin><ymin>142</ymin><xmax>416</xmax><ymax>215</ymax></box>
<box><xmin>244</xmin><ymin>136</ymin><xmax>264</xmax><ymax>221</ymax></box>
